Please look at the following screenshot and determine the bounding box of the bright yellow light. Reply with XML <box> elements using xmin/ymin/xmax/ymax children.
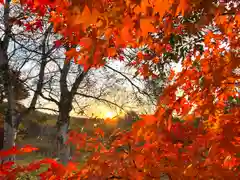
<box><xmin>105</xmin><ymin>111</ymin><xmax>115</xmax><ymax>118</ymax></box>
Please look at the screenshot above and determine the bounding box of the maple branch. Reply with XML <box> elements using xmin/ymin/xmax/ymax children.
<box><xmin>219</xmin><ymin>12</ymin><xmax>237</xmax><ymax>16</ymax></box>
<box><xmin>107</xmin><ymin>175</ymin><xmax>123</xmax><ymax>179</ymax></box>
<box><xmin>104</xmin><ymin>64</ymin><xmax>155</xmax><ymax>103</ymax></box>
<box><xmin>9</xmin><ymin>33</ymin><xmax>47</xmax><ymax>56</ymax></box>
<box><xmin>132</xmin><ymin>159</ymin><xmax>161</xmax><ymax>179</ymax></box>
<box><xmin>35</xmin><ymin>107</ymin><xmax>59</xmax><ymax>113</ymax></box>
<box><xmin>70</xmin><ymin>70</ymin><xmax>88</xmax><ymax>97</ymax></box>
<box><xmin>72</xmin><ymin>96</ymin><xmax>90</xmax><ymax>116</ymax></box>
<box><xmin>22</xmin><ymin>81</ymin><xmax>59</xmax><ymax>105</ymax></box>
<box><xmin>27</xmin><ymin>24</ymin><xmax>53</xmax><ymax>110</ymax></box>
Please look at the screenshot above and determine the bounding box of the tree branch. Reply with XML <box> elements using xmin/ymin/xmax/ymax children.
<box><xmin>76</xmin><ymin>92</ymin><xmax>126</xmax><ymax>112</ymax></box>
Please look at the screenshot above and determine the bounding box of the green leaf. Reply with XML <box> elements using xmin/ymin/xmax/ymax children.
<box><xmin>193</xmin><ymin>118</ymin><xmax>200</xmax><ymax>128</ymax></box>
<box><xmin>172</xmin><ymin>117</ymin><xmax>185</xmax><ymax>123</ymax></box>
<box><xmin>192</xmin><ymin>60</ymin><xmax>200</xmax><ymax>71</ymax></box>
<box><xmin>169</xmin><ymin>34</ymin><xmax>175</xmax><ymax>46</ymax></box>
<box><xmin>136</xmin><ymin>140</ymin><xmax>145</xmax><ymax>147</ymax></box>
<box><xmin>224</xmin><ymin>106</ymin><xmax>230</xmax><ymax>114</ymax></box>
<box><xmin>199</xmin><ymin>76</ymin><xmax>204</xmax><ymax>88</ymax></box>
<box><xmin>235</xmin><ymin>153</ymin><xmax>240</xmax><ymax>158</ymax></box>
<box><xmin>115</xmin><ymin>145</ymin><xmax>129</xmax><ymax>152</ymax></box>
<box><xmin>236</xmin><ymin>97</ymin><xmax>240</xmax><ymax>105</ymax></box>
<box><xmin>178</xmin><ymin>147</ymin><xmax>186</xmax><ymax>153</ymax></box>
<box><xmin>228</xmin><ymin>96</ymin><xmax>234</xmax><ymax>103</ymax></box>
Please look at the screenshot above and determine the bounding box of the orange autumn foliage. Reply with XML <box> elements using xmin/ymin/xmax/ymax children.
<box><xmin>1</xmin><ymin>0</ymin><xmax>240</xmax><ymax>179</ymax></box>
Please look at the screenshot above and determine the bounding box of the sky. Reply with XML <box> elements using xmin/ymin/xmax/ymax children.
<box><xmin>19</xmin><ymin>58</ymin><xmax>161</xmax><ymax>118</ymax></box>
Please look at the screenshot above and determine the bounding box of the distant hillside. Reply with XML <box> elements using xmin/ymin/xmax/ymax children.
<box><xmin>0</xmin><ymin>102</ymin><xmax>106</xmax><ymax>162</ymax></box>
<box><xmin>0</xmin><ymin>102</ymin><xmax>95</xmax><ymax>127</ymax></box>
<box><xmin>0</xmin><ymin>103</ymin><xmax>140</xmax><ymax>164</ymax></box>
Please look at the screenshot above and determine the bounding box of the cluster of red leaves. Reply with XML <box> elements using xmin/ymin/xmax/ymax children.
<box><xmin>64</xmin><ymin>1</ymin><xmax>240</xmax><ymax>178</ymax></box>
<box><xmin>0</xmin><ymin>0</ymin><xmax>240</xmax><ymax>179</ymax></box>
<box><xmin>0</xmin><ymin>145</ymin><xmax>79</xmax><ymax>179</ymax></box>
<box><xmin>13</xmin><ymin>0</ymin><xmax>224</xmax><ymax>72</ymax></box>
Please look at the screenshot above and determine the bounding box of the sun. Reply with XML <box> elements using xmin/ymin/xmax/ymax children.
<box><xmin>105</xmin><ymin>111</ymin><xmax>115</xmax><ymax>118</ymax></box>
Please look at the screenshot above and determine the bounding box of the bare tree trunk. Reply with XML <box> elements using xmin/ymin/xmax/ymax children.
<box><xmin>0</xmin><ymin>41</ymin><xmax>16</xmax><ymax>163</ymax></box>
<box><xmin>13</xmin><ymin>25</ymin><xmax>53</xmax><ymax>130</ymax></box>
<box><xmin>56</xmin><ymin>99</ymin><xmax>72</xmax><ymax>165</ymax></box>
<box><xmin>45</xmin><ymin>36</ymin><xmax>91</xmax><ymax>164</ymax></box>
<box><xmin>0</xmin><ymin>63</ymin><xmax>16</xmax><ymax>163</ymax></box>
<box><xmin>55</xmin><ymin>58</ymin><xmax>87</xmax><ymax>164</ymax></box>
<box><xmin>0</xmin><ymin>0</ymin><xmax>16</xmax><ymax>163</ymax></box>
<box><xmin>3</xmin><ymin>114</ymin><xmax>17</xmax><ymax>162</ymax></box>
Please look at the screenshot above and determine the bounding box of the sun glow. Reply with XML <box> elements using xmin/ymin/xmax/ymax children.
<box><xmin>105</xmin><ymin>111</ymin><xmax>115</xmax><ymax>118</ymax></box>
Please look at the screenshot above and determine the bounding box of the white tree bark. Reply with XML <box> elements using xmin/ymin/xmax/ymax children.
<box><xmin>56</xmin><ymin>121</ymin><xmax>71</xmax><ymax>165</ymax></box>
<box><xmin>2</xmin><ymin>120</ymin><xmax>17</xmax><ymax>162</ymax></box>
